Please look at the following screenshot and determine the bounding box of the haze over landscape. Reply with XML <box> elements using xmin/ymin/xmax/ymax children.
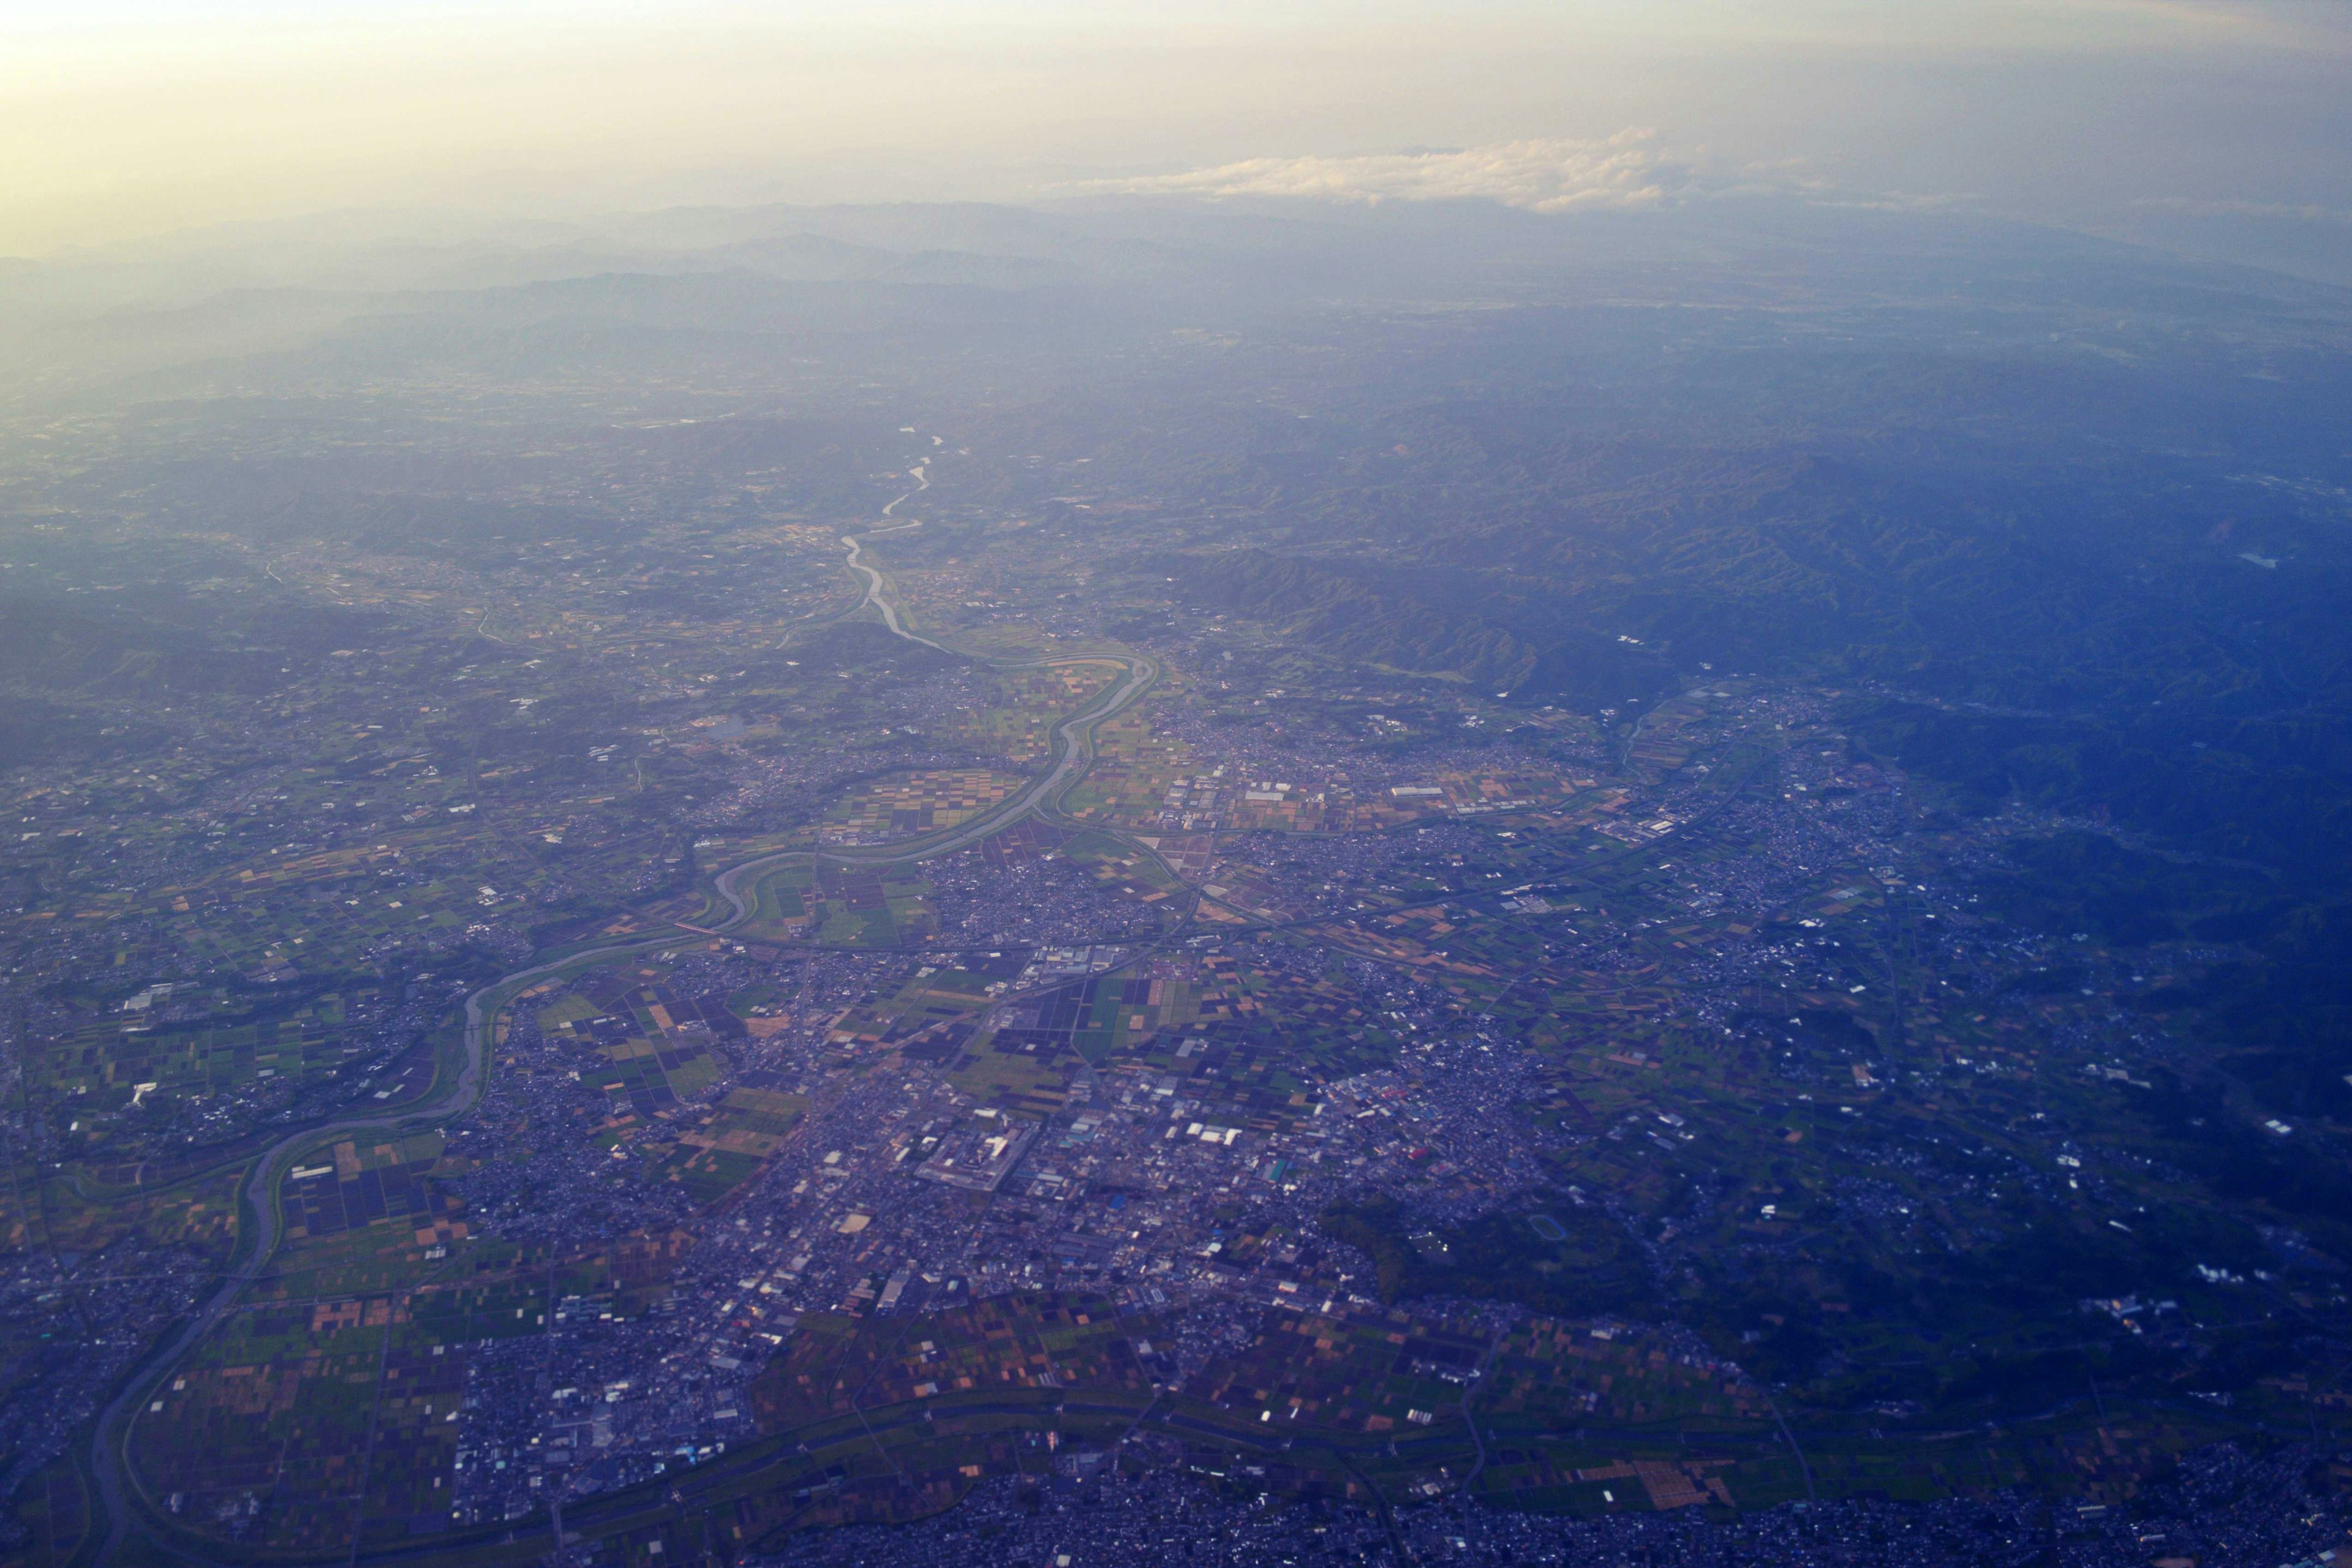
<box><xmin>5</xmin><ymin>4</ymin><xmax>2352</xmax><ymax>1567</ymax></box>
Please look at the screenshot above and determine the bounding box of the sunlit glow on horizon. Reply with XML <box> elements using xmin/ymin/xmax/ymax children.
<box><xmin>1</xmin><ymin>0</ymin><xmax>2346</xmax><ymax>257</ymax></box>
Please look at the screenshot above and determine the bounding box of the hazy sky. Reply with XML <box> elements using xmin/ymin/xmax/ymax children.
<box><xmin>7</xmin><ymin>0</ymin><xmax>2350</xmax><ymax>270</ymax></box>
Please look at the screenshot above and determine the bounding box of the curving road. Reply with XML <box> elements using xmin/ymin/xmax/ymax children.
<box><xmin>85</xmin><ymin>448</ymin><xmax>1163</xmax><ymax>1566</ymax></box>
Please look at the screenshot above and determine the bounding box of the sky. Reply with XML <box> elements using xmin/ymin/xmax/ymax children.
<box><xmin>6</xmin><ymin>0</ymin><xmax>2350</xmax><ymax>278</ymax></box>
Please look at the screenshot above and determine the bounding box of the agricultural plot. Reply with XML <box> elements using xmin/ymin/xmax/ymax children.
<box><xmin>974</xmin><ymin>817</ymin><xmax>1067</xmax><ymax>867</ymax></box>
<box><xmin>0</xmin><ymin>1164</ymin><xmax>238</xmax><ymax>1262</ymax></box>
<box><xmin>1120</xmin><ymin>1027</ymin><xmax>1323</xmax><ymax>1136</ymax></box>
<box><xmin>737</xmin><ymin>862</ymin><xmax>818</xmax><ymax>939</ymax></box>
<box><xmin>1158</xmin><ymin>950</ymin><xmax>1384</xmax><ymax>1082</ymax></box>
<box><xmin>820</xmin><ymin>962</ymin><xmax>991</xmax><ymax>1052</ymax></box>
<box><xmin>266</xmin><ymin>1142</ymin><xmax>469</xmax><ymax>1303</ymax></box>
<box><xmin>658</xmin><ymin>1086</ymin><xmax>809</xmax><ymax>1206</ymax></box>
<box><xmin>818</xmin><ymin>769</ymin><xmax>1026</xmax><ymax>846</ymax></box>
<box><xmin>856</xmin><ymin>962</ymin><xmax>1008</xmax><ymax>1064</ymax></box>
<box><xmin>36</xmin><ymin>984</ymin><xmax>390</xmax><ymax>1139</ymax></box>
<box><xmin>741</xmin><ymin>862</ymin><xmax>938</xmax><ymax>948</ymax></box>
<box><xmin>531</xmin><ymin>973</ymin><xmax>745</xmax><ymax>1114</ymax></box>
<box><xmin>282</xmin><ymin>1133</ymin><xmax>467</xmax><ymax>1250</ymax></box>
<box><xmin>712</xmin><ymin>1300</ymin><xmax>1172</xmax><ymax>1544</ymax></box>
<box><xmin>688</xmin><ymin>827</ymin><xmax>815</xmax><ymax>869</ymax></box>
<box><xmin>1196</xmin><ymin>858</ymin><xmax>1305</xmax><ymax>921</ymax></box>
<box><xmin>981</xmin><ymin>956</ymin><xmax>1201</xmax><ymax>1071</ymax></box>
<box><xmin>1052</xmin><ymin>832</ymin><xmax>1182</xmax><ymax>919</ymax></box>
<box><xmin>130</xmin><ymin>825</ymin><xmax>579</xmax><ymax>981</ymax></box>
<box><xmin>1216</xmin><ymin>784</ymin><xmax>1332</xmax><ymax>832</ymax></box>
<box><xmin>1462</xmin><ymin>1317</ymin><xmax>2216</xmax><ymax>1518</ymax></box>
<box><xmin>1058</xmin><ymin>703</ymin><xmax>1190</xmax><ymax>826</ymax></box>
<box><xmin>750</xmin><ymin>1293</ymin><xmax>1156</xmax><ymax>1429</ymax></box>
<box><xmin>1189</xmin><ymin>1307</ymin><xmax>1487</xmax><ymax>1436</ymax></box>
<box><xmin>1321</xmin><ymin>767</ymin><xmax>1580</xmax><ymax>831</ymax></box>
<box><xmin>1133</xmin><ymin>830</ymin><xmax>1215</xmax><ymax>877</ymax></box>
<box><xmin>958</xmin><ymin>662</ymin><xmax>1122</xmax><ymax>766</ymax></box>
<box><xmin>128</xmin><ymin>1243</ymin><xmax>579</xmax><ymax>1555</ymax></box>
<box><xmin>1483</xmin><ymin>1319</ymin><xmax>1768</xmax><ymax>1442</ymax></box>
<box><xmin>130</xmin><ymin>1155</ymin><xmax>499</xmax><ymax>1552</ymax></box>
<box><xmin>947</xmin><ymin>1041</ymin><xmax>1073</xmax><ymax>1114</ymax></box>
<box><xmin>129</xmin><ymin>1299</ymin><xmax>399</xmax><ymax>1552</ymax></box>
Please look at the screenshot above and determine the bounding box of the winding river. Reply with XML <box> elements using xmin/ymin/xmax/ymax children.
<box><xmin>85</xmin><ymin>454</ymin><xmax>1160</xmax><ymax>1564</ymax></box>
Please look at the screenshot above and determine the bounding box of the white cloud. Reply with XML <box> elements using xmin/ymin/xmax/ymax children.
<box><xmin>2133</xmin><ymin>196</ymin><xmax>2352</xmax><ymax>226</ymax></box>
<box><xmin>1065</xmin><ymin>133</ymin><xmax>1985</xmax><ymax>219</ymax></box>
<box><xmin>1069</xmin><ymin>131</ymin><xmax>1760</xmax><ymax>214</ymax></box>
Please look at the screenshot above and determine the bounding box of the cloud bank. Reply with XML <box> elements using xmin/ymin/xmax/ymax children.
<box><xmin>2134</xmin><ymin>195</ymin><xmax>2352</xmax><ymax>226</ymax></box>
<box><xmin>1072</xmin><ymin>132</ymin><xmax>1751</xmax><ymax>214</ymax></box>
